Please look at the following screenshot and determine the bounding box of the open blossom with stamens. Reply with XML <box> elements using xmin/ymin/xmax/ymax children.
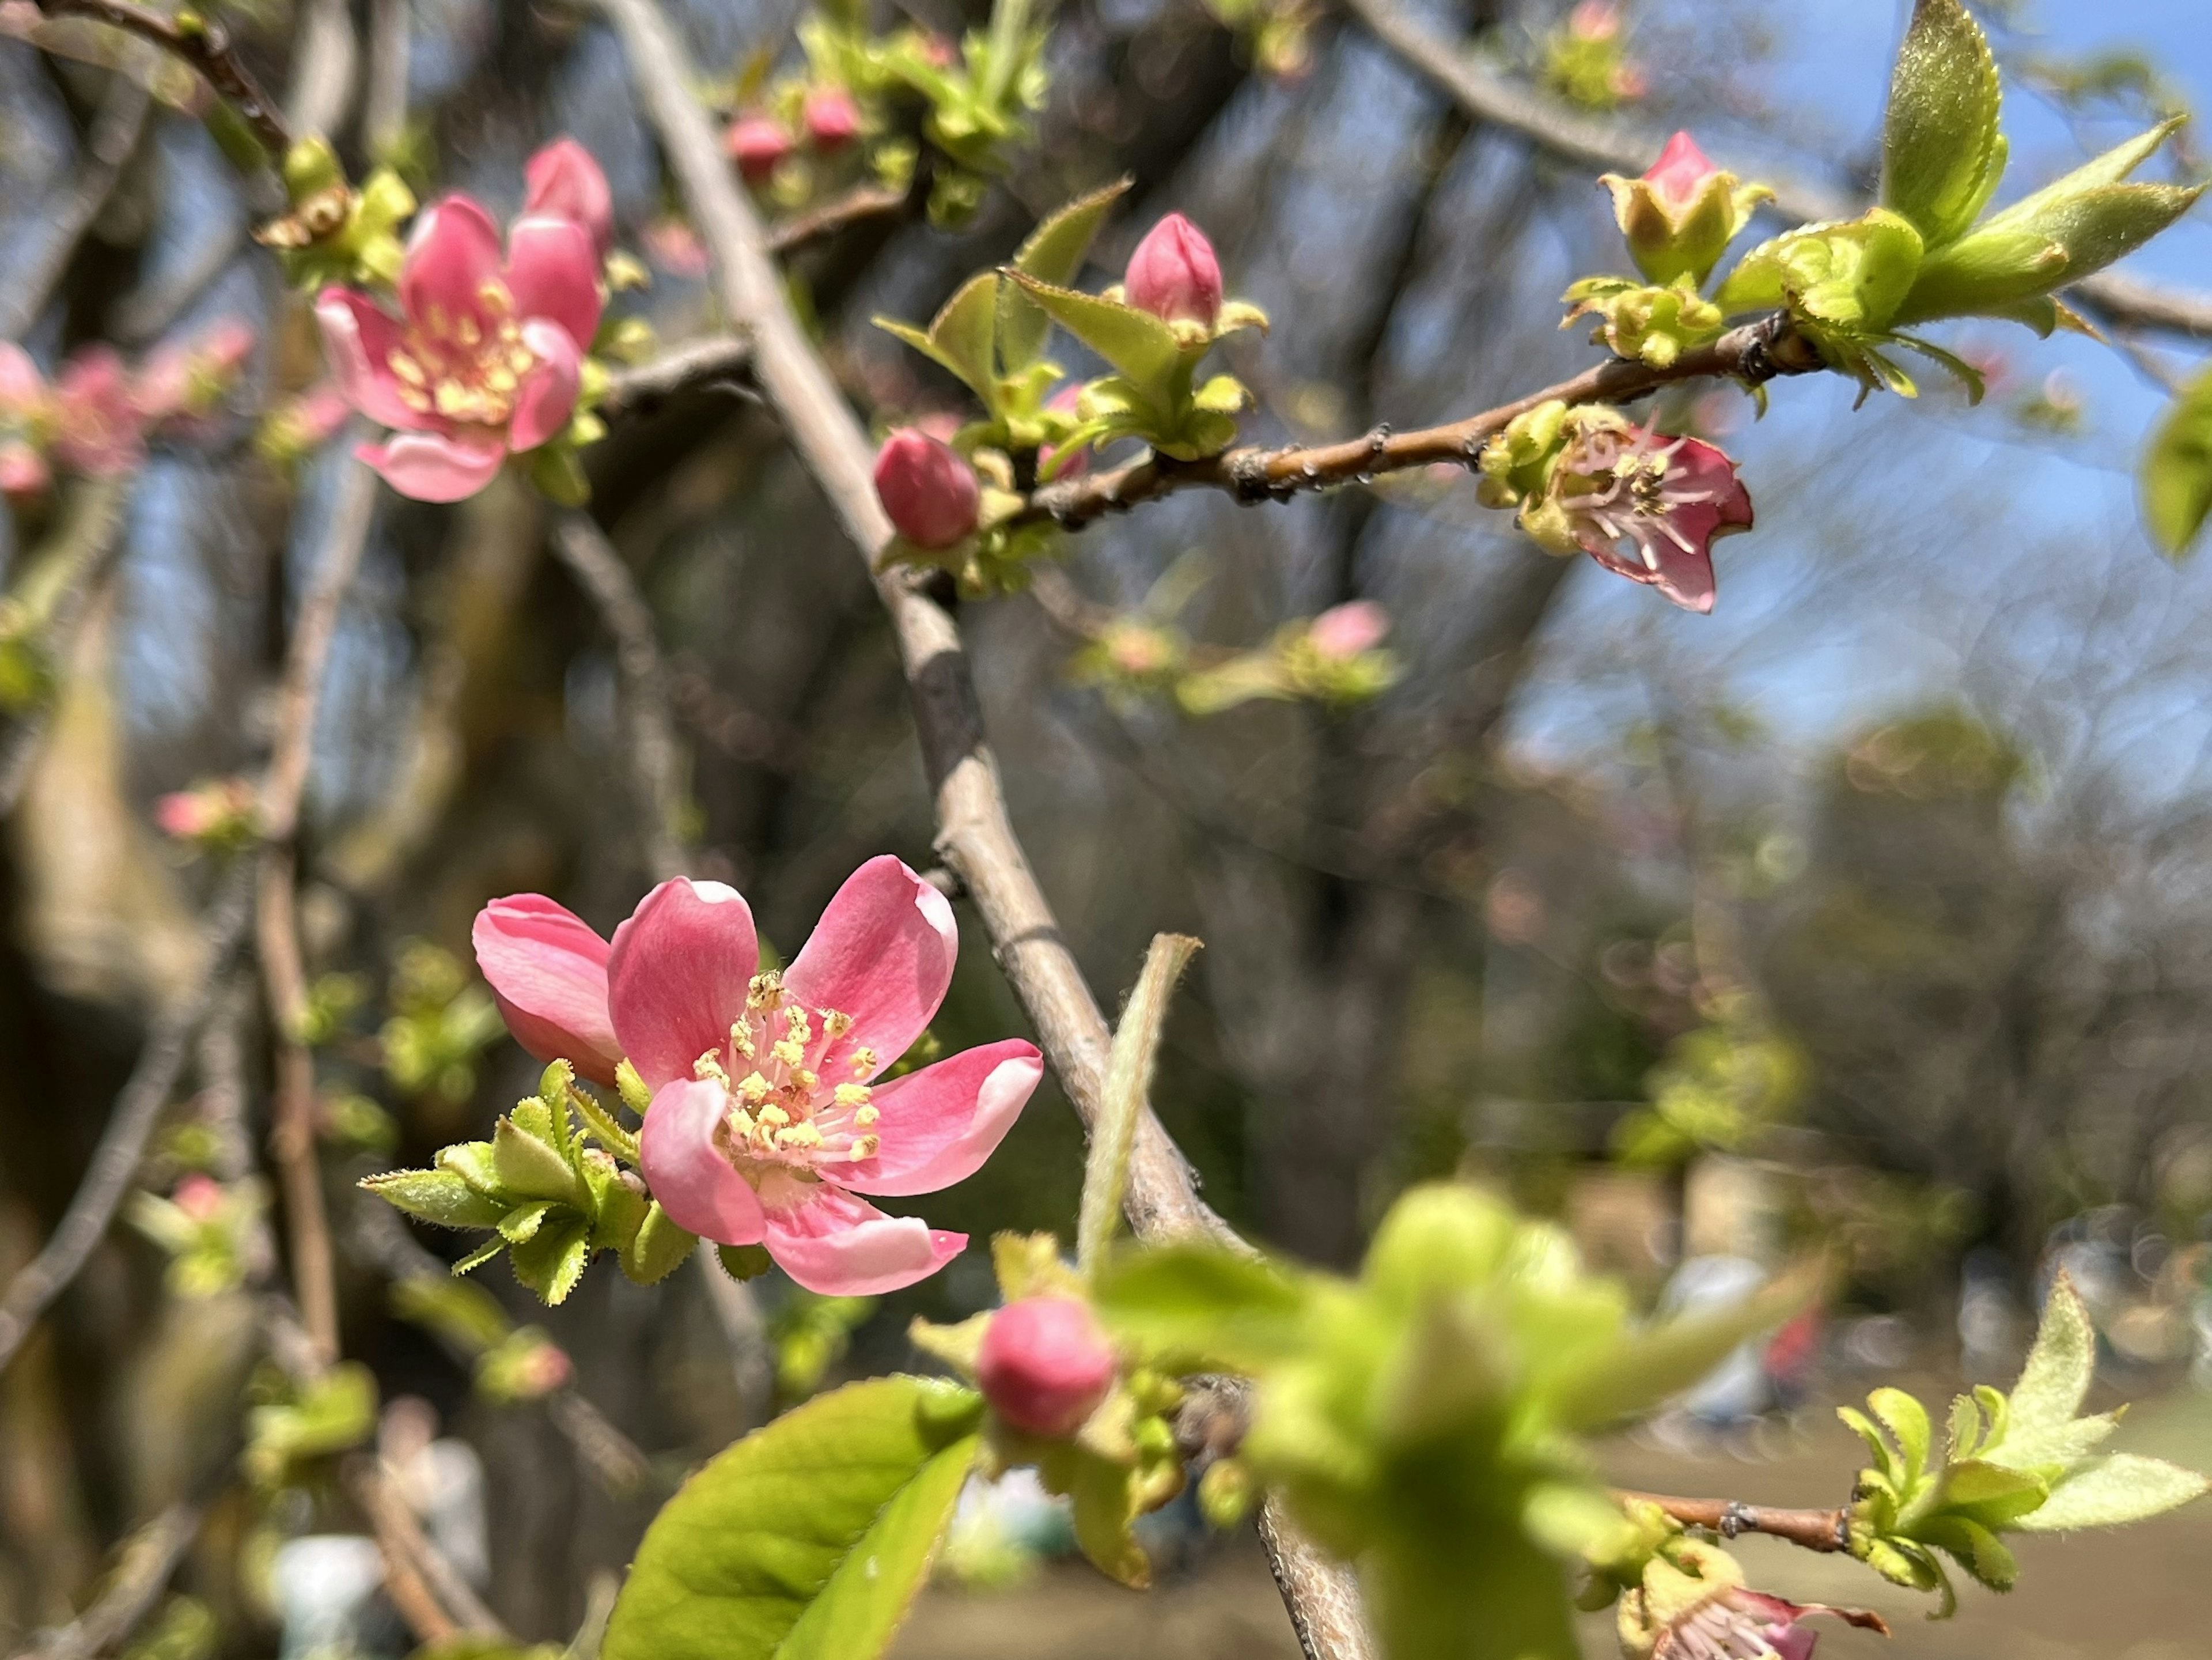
<box><xmin>472</xmin><ymin>858</ymin><xmax>1044</xmax><ymax>1295</ymax></box>
<box><xmin>1550</xmin><ymin>423</ymin><xmax>1752</xmax><ymax>614</ymax></box>
<box><xmin>316</xmin><ymin>194</ymin><xmax>603</xmax><ymax>502</ymax></box>
<box><xmin>1620</xmin><ymin>1544</ymin><xmax>1887</xmax><ymax>1660</ymax></box>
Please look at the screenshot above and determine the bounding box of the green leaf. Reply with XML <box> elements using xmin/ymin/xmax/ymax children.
<box><xmin>620</xmin><ymin>1201</ymin><xmax>697</xmax><ymax>1285</ymax></box>
<box><xmin>929</xmin><ymin>273</ymin><xmax>1002</xmax><ymax>404</ymax></box>
<box><xmin>1918</xmin><ymin>1514</ymin><xmax>2019</xmax><ymax>1590</ymax></box>
<box><xmin>1870</xmin><ymin>1387</ymin><xmax>1933</xmax><ymax>1485</ymax></box>
<box><xmin>438</xmin><ymin>1139</ymin><xmax>505</xmax><ymax>1196</ymax></box>
<box><xmin>508</xmin><ymin>1213</ymin><xmax>590</xmax><ymax>1305</ymax></box>
<box><xmin>1926</xmin><ymin>1458</ymin><xmax>2048</xmax><ymax>1527</ymax></box>
<box><xmin>2009</xmin><ymin>1453</ymin><xmax>2211</xmax><ymax>1533</ymax></box>
<box><xmin>498</xmin><ymin>1200</ymin><xmax>557</xmax><ymax>1244</ymax></box>
<box><xmin>361</xmin><ymin>1169</ymin><xmax>510</xmax><ymax>1230</ymax></box>
<box><xmin>492</xmin><ymin>1116</ymin><xmax>585</xmax><ymax>1204</ymax></box>
<box><xmin>1719</xmin><ymin>210</ymin><xmax>1926</xmax><ymax>332</ymax></box>
<box><xmin>2009</xmin><ymin>1273</ymin><xmax>2095</xmax><ymax>1437</ymax></box>
<box><xmin>2142</xmin><ymin>362</ymin><xmax>2212</xmax><ymax>558</ymax></box>
<box><xmin>1000</xmin><ymin>179</ymin><xmax>1131</xmax><ymax>370</ymax></box>
<box><xmin>1882</xmin><ymin>0</ymin><xmax>2006</xmax><ymax>247</ymax></box>
<box><xmin>1003</xmin><ymin>273</ymin><xmax>1182</xmax><ymax>394</ymax></box>
<box><xmin>601</xmin><ymin>1377</ymin><xmax>982</xmax><ymax>1660</ymax></box>
<box><xmin>1092</xmin><ymin>1245</ymin><xmax>1315</xmax><ymax>1372</ymax></box>
<box><xmin>1078</xmin><ymin>932</ymin><xmax>1200</xmax><ymax>1277</ymax></box>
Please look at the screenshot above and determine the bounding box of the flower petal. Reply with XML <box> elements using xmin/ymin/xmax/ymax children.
<box><xmin>637</xmin><ymin>1079</ymin><xmax>767</xmax><ymax>1246</ymax></box>
<box><xmin>504</xmin><ymin>215</ymin><xmax>603</xmax><ymax>357</ymax></box>
<box><xmin>315</xmin><ymin>288</ymin><xmax>435</xmax><ymax>433</ymax></box>
<box><xmin>522</xmin><ymin>138</ymin><xmax>615</xmax><ymax>255</ymax></box>
<box><xmin>760</xmin><ymin>1183</ymin><xmax>964</xmax><ymax>1295</ymax></box>
<box><xmin>782</xmin><ymin>856</ymin><xmax>957</xmax><ymax>1078</ymax></box>
<box><xmin>471</xmin><ymin>895</ymin><xmax>621</xmax><ymax>1084</ymax></box>
<box><xmin>509</xmin><ymin>319</ymin><xmax>581</xmax><ymax>452</ymax></box>
<box><xmin>357</xmin><ymin>430</ymin><xmax>505</xmax><ymax>501</ymax></box>
<box><xmin>838</xmin><ymin>1039</ymin><xmax>1042</xmax><ymax>1197</ymax></box>
<box><xmin>399</xmin><ymin>195</ymin><xmax>503</xmax><ymax>334</ymax></box>
<box><xmin>607</xmin><ymin>877</ymin><xmax>760</xmax><ymax>1088</ymax></box>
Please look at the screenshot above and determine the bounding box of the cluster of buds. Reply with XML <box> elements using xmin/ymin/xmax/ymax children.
<box><xmin>1543</xmin><ymin>0</ymin><xmax>1646</xmax><ymax>111</ymax></box>
<box><xmin>1478</xmin><ymin>401</ymin><xmax>1752</xmax><ymax>614</ymax></box>
<box><xmin>1169</xmin><ymin>600</ymin><xmax>1400</xmax><ymax>716</ymax></box>
<box><xmin>475</xmin><ymin>1326</ymin><xmax>575</xmax><ymax>1402</ymax></box>
<box><xmin>726</xmin><ymin>85</ymin><xmax>866</xmax><ymax>187</ymax></box>
<box><xmin>1601</xmin><ymin>133</ymin><xmax>1773</xmax><ymax>291</ymax></box>
<box><xmin>153</xmin><ymin>776</ymin><xmax>262</xmax><ymax>854</ymax></box>
<box><xmin>315</xmin><ymin>138</ymin><xmax>641</xmax><ymax>504</ymax></box>
<box><xmin>126</xmin><ymin>1173</ymin><xmax>270</xmax><ymax>1298</ymax></box>
<box><xmin>255</xmin><ymin>136</ymin><xmax>418</xmax><ymax>293</ymax></box>
<box><xmin>0</xmin><ymin>322</ymin><xmax>259</xmax><ymax>500</ymax></box>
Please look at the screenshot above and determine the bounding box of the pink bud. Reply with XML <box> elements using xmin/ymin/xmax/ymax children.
<box><xmin>873</xmin><ymin>429</ymin><xmax>980</xmax><ymax>550</ymax></box>
<box><xmin>1643</xmin><ymin>131</ymin><xmax>1717</xmax><ymax>211</ymax></box>
<box><xmin>1309</xmin><ymin>600</ymin><xmax>1389</xmax><ymax>660</ymax></box>
<box><xmin>1569</xmin><ymin>0</ymin><xmax>1620</xmax><ymax>40</ymax></box>
<box><xmin>0</xmin><ymin>343</ymin><xmax>48</xmax><ymax>417</ymax></box>
<box><xmin>0</xmin><ymin>441</ymin><xmax>49</xmax><ymax>500</ymax></box>
<box><xmin>976</xmin><ymin>1296</ymin><xmax>1117</xmax><ymax>1438</ymax></box>
<box><xmin>1124</xmin><ymin>213</ymin><xmax>1224</xmax><ymax>329</ymax></box>
<box><xmin>292</xmin><ymin>383</ymin><xmax>353</xmax><ymax>447</ymax></box>
<box><xmin>173</xmin><ymin>1174</ymin><xmax>226</xmax><ymax>1222</ymax></box>
<box><xmin>725</xmin><ymin>116</ymin><xmax>794</xmax><ymax>184</ymax></box>
<box><xmin>154</xmin><ymin>791</ymin><xmax>216</xmax><ymax>839</ymax></box>
<box><xmin>643</xmin><ymin>216</ymin><xmax>710</xmax><ymax>278</ymax></box>
<box><xmin>915</xmin><ymin>31</ymin><xmax>957</xmax><ymax>68</ymax></box>
<box><xmin>803</xmin><ymin>86</ymin><xmax>862</xmax><ymax>152</ymax></box>
<box><xmin>525</xmin><ymin>138</ymin><xmax>616</xmax><ymax>256</ymax></box>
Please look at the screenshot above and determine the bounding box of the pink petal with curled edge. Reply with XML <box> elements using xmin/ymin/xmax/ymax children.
<box><xmin>760</xmin><ymin>1183</ymin><xmax>964</xmax><ymax>1295</ymax></box>
<box><xmin>471</xmin><ymin>895</ymin><xmax>620</xmax><ymax>1084</ymax></box>
<box><xmin>839</xmin><ymin>1039</ymin><xmax>1042</xmax><ymax>1197</ymax></box>
<box><xmin>357</xmin><ymin>430</ymin><xmax>505</xmax><ymax>501</ymax></box>
<box><xmin>399</xmin><ymin>196</ymin><xmax>503</xmax><ymax>334</ymax></box>
<box><xmin>509</xmin><ymin>320</ymin><xmax>581</xmax><ymax>453</ymax></box>
<box><xmin>606</xmin><ymin>878</ymin><xmax>760</xmax><ymax>1088</ymax></box>
<box><xmin>782</xmin><ymin>855</ymin><xmax>957</xmax><ymax>1079</ymax></box>
<box><xmin>637</xmin><ymin>1079</ymin><xmax>767</xmax><ymax>1246</ymax></box>
<box><xmin>504</xmin><ymin>215</ymin><xmax>603</xmax><ymax>357</ymax></box>
<box><xmin>523</xmin><ymin>138</ymin><xmax>614</xmax><ymax>256</ymax></box>
<box><xmin>315</xmin><ymin>289</ymin><xmax>437</xmax><ymax>433</ymax></box>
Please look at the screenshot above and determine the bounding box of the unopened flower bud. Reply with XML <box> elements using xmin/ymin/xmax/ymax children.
<box><xmin>173</xmin><ymin>1174</ymin><xmax>226</xmax><ymax>1223</ymax></box>
<box><xmin>1569</xmin><ymin>0</ymin><xmax>1620</xmax><ymax>40</ymax></box>
<box><xmin>1600</xmin><ymin>131</ymin><xmax>1770</xmax><ymax>289</ymax></box>
<box><xmin>0</xmin><ymin>441</ymin><xmax>48</xmax><ymax>500</ymax></box>
<box><xmin>976</xmin><ymin>1295</ymin><xmax>1117</xmax><ymax>1438</ymax></box>
<box><xmin>873</xmin><ymin>429</ymin><xmax>980</xmax><ymax>550</ymax></box>
<box><xmin>1308</xmin><ymin>600</ymin><xmax>1389</xmax><ymax>661</ymax></box>
<box><xmin>1124</xmin><ymin>213</ymin><xmax>1224</xmax><ymax>329</ymax></box>
<box><xmin>726</xmin><ymin>116</ymin><xmax>794</xmax><ymax>184</ymax></box>
<box><xmin>525</xmin><ymin>137</ymin><xmax>616</xmax><ymax>256</ymax></box>
<box><xmin>804</xmin><ymin>86</ymin><xmax>862</xmax><ymax>152</ymax></box>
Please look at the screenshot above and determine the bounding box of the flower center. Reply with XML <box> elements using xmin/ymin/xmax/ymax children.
<box><xmin>386</xmin><ymin>281</ymin><xmax>539</xmax><ymax>429</ymax></box>
<box><xmin>695</xmin><ymin>969</ymin><xmax>879</xmax><ymax>1173</ymax></box>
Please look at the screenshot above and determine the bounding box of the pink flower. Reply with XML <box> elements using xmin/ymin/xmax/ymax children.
<box><xmin>316</xmin><ymin>194</ymin><xmax>603</xmax><ymax>502</ymax></box>
<box><xmin>1650</xmin><ymin>1589</ymin><xmax>1885</xmax><ymax>1660</ymax></box>
<box><xmin>471</xmin><ymin>894</ymin><xmax>624</xmax><ymax>1086</ymax></box>
<box><xmin>726</xmin><ymin>116</ymin><xmax>794</xmax><ymax>184</ymax></box>
<box><xmin>524</xmin><ymin>138</ymin><xmax>615</xmax><ymax>258</ymax></box>
<box><xmin>1553</xmin><ymin>425</ymin><xmax>1752</xmax><ymax>614</ymax></box>
<box><xmin>1644</xmin><ymin>131</ymin><xmax>1717</xmax><ymax>212</ymax></box>
<box><xmin>0</xmin><ymin>441</ymin><xmax>48</xmax><ymax>499</ymax></box>
<box><xmin>50</xmin><ymin>349</ymin><xmax>146</xmax><ymax>475</ymax></box>
<box><xmin>154</xmin><ymin>791</ymin><xmax>217</xmax><ymax>839</ymax></box>
<box><xmin>475</xmin><ymin>859</ymin><xmax>1043</xmax><ymax>1295</ymax></box>
<box><xmin>1124</xmin><ymin>213</ymin><xmax>1223</xmax><ymax>330</ymax></box>
<box><xmin>802</xmin><ymin>86</ymin><xmax>862</xmax><ymax>151</ymax></box>
<box><xmin>874</xmin><ymin>428</ymin><xmax>980</xmax><ymax>549</ymax></box>
<box><xmin>1308</xmin><ymin>600</ymin><xmax>1389</xmax><ymax>660</ymax></box>
<box><xmin>978</xmin><ymin>1295</ymin><xmax>1118</xmax><ymax>1437</ymax></box>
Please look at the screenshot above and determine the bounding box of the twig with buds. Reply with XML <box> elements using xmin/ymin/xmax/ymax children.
<box><xmin>1612</xmin><ymin>1489</ymin><xmax>1854</xmax><ymax>1554</ymax></box>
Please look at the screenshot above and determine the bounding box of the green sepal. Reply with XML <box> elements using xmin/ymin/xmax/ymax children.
<box><xmin>437</xmin><ymin>1139</ymin><xmax>505</xmax><ymax>1196</ymax></box>
<box><xmin>717</xmin><ymin>1242</ymin><xmax>774</xmax><ymax>1281</ymax></box>
<box><xmin>508</xmin><ymin>1212</ymin><xmax>592</xmax><ymax>1306</ymax></box>
<box><xmin>492</xmin><ymin>1116</ymin><xmax>586</xmax><ymax>1204</ymax></box>
<box><xmin>498</xmin><ymin>1200</ymin><xmax>557</xmax><ymax>1245</ymax></box>
<box><xmin>1719</xmin><ymin>209</ymin><xmax>1926</xmax><ymax>332</ymax></box>
<box><xmin>359</xmin><ymin>1168</ymin><xmax>511</xmax><ymax>1230</ymax></box>
<box><xmin>616</xmin><ymin>1058</ymin><xmax>654</xmax><ymax>1116</ymax></box>
<box><xmin>620</xmin><ymin>1202</ymin><xmax>698</xmax><ymax>1285</ymax></box>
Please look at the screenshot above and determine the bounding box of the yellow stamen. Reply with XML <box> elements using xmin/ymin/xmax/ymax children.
<box><xmin>849</xmin><ymin>1135</ymin><xmax>880</xmax><ymax>1160</ymax></box>
<box><xmin>694</xmin><ymin>1050</ymin><xmax>730</xmax><ymax>1085</ymax></box>
<box><xmin>756</xmin><ymin>1103</ymin><xmax>790</xmax><ymax>1128</ymax></box>
<box><xmin>852</xmin><ymin>1104</ymin><xmax>879</xmax><ymax>1129</ymax></box>
<box><xmin>834</xmin><ymin>1083</ymin><xmax>872</xmax><ymax>1109</ymax></box>
<box><xmin>824</xmin><ymin>1010</ymin><xmax>855</xmax><ymax>1039</ymax></box>
<box><xmin>849</xmin><ymin>1048</ymin><xmax>877</xmax><ymax>1076</ymax></box>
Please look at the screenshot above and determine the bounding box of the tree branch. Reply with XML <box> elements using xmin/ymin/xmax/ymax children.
<box><xmin>1334</xmin><ymin>0</ymin><xmax>2212</xmax><ymax>342</ymax></box>
<box><xmin>596</xmin><ymin>0</ymin><xmax>1368</xmax><ymax>1650</ymax></box>
<box><xmin>11</xmin><ymin>1501</ymin><xmax>204</xmax><ymax>1660</ymax></box>
<box><xmin>1017</xmin><ymin>313</ymin><xmax>1817</xmax><ymax>532</ymax></box>
<box><xmin>1611</xmin><ymin>1490</ymin><xmax>1853</xmax><ymax>1554</ymax></box>
<box><xmin>36</xmin><ymin>0</ymin><xmax>290</xmax><ymax>157</ymax></box>
<box><xmin>0</xmin><ymin>69</ymin><xmax>151</xmax><ymax>344</ymax></box>
<box><xmin>596</xmin><ymin>335</ymin><xmax>756</xmax><ymax>420</ymax></box>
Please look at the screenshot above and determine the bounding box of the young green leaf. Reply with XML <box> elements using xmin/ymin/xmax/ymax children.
<box><xmin>491</xmin><ymin>1116</ymin><xmax>586</xmax><ymax>1205</ymax></box>
<box><xmin>509</xmin><ymin>1212</ymin><xmax>591</xmax><ymax>1305</ymax></box>
<box><xmin>361</xmin><ymin>1169</ymin><xmax>510</xmax><ymax>1230</ymax></box>
<box><xmin>1882</xmin><ymin>0</ymin><xmax>2006</xmax><ymax>247</ymax></box>
<box><xmin>999</xmin><ymin>179</ymin><xmax>1132</xmax><ymax>370</ymax></box>
<box><xmin>2007</xmin><ymin>1273</ymin><xmax>2095</xmax><ymax>1438</ymax></box>
<box><xmin>601</xmin><ymin>1377</ymin><xmax>983</xmax><ymax>1660</ymax></box>
<box><xmin>1077</xmin><ymin>932</ymin><xmax>1200</xmax><ymax>1276</ymax></box>
<box><xmin>2009</xmin><ymin>1453</ymin><xmax>2211</xmax><ymax>1533</ymax></box>
<box><xmin>1870</xmin><ymin>1386</ymin><xmax>1933</xmax><ymax>1487</ymax></box>
<box><xmin>1003</xmin><ymin>272</ymin><xmax>1183</xmax><ymax>393</ymax></box>
<box><xmin>1092</xmin><ymin>1244</ymin><xmax>1315</xmax><ymax>1373</ymax></box>
<box><xmin>2142</xmin><ymin>362</ymin><xmax>2212</xmax><ymax>558</ymax></box>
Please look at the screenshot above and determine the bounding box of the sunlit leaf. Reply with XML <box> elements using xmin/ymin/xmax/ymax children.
<box><xmin>1882</xmin><ymin>0</ymin><xmax>2007</xmax><ymax>247</ymax></box>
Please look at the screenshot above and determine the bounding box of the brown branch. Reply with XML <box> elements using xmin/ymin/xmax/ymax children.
<box><xmin>596</xmin><ymin>335</ymin><xmax>757</xmax><ymax>421</ymax></box>
<box><xmin>0</xmin><ymin>70</ymin><xmax>152</xmax><ymax>344</ymax></box>
<box><xmin>1018</xmin><ymin>313</ymin><xmax>1819</xmax><ymax>531</ymax></box>
<box><xmin>36</xmin><ymin>0</ymin><xmax>290</xmax><ymax>158</ymax></box>
<box><xmin>596</xmin><ymin>0</ymin><xmax>1367</xmax><ymax>1651</ymax></box>
<box><xmin>764</xmin><ymin>180</ymin><xmax>912</xmax><ymax>256</ymax></box>
<box><xmin>12</xmin><ymin>1501</ymin><xmax>205</xmax><ymax>1660</ymax></box>
<box><xmin>344</xmin><ymin>1457</ymin><xmax>508</xmax><ymax>1641</ymax></box>
<box><xmin>1611</xmin><ymin>1490</ymin><xmax>1853</xmax><ymax>1554</ymax></box>
<box><xmin>1335</xmin><ymin>0</ymin><xmax>2212</xmax><ymax>341</ymax></box>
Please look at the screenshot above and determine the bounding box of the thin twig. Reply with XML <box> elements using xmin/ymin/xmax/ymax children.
<box><xmin>1334</xmin><ymin>0</ymin><xmax>2212</xmax><ymax>340</ymax></box>
<box><xmin>345</xmin><ymin>1456</ymin><xmax>508</xmax><ymax>1640</ymax></box>
<box><xmin>36</xmin><ymin>0</ymin><xmax>290</xmax><ymax>157</ymax></box>
<box><xmin>0</xmin><ymin>70</ymin><xmax>153</xmax><ymax>343</ymax></box>
<box><xmin>1611</xmin><ymin>1489</ymin><xmax>1853</xmax><ymax>1554</ymax></box>
<box><xmin>1016</xmin><ymin>313</ymin><xmax>1821</xmax><ymax>531</ymax></box>
<box><xmin>550</xmin><ymin>513</ymin><xmax>691</xmax><ymax>881</ymax></box>
<box><xmin>12</xmin><ymin>1501</ymin><xmax>204</xmax><ymax>1660</ymax></box>
<box><xmin>597</xmin><ymin>0</ymin><xmax>1365</xmax><ymax>1651</ymax></box>
<box><xmin>763</xmin><ymin>180</ymin><xmax>912</xmax><ymax>256</ymax></box>
<box><xmin>596</xmin><ymin>334</ymin><xmax>756</xmax><ymax>421</ymax></box>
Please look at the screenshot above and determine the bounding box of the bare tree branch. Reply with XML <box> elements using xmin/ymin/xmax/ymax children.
<box><xmin>36</xmin><ymin>0</ymin><xmax>291</xmax><ymax>157</ymax></box>
<box><xmin>0</xmin><ymin>70</ymin><xmax>152</xmax><ymax>343</ymax></box>
<box><xmin>10</xmin><ymin>1502</ymin><xmax>203</xmax><ymax>1660</ymax></box>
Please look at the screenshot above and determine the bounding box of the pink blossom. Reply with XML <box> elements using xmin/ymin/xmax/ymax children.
<box><xmin>802</xmin><ymin>86</ymin><xmax>862</xmax><ymax>151</ymax></box>
<box><xmin>316</xmin><ymin>194</ymin><xmax>603</xmax><ymax>502</ymax></box>
<box><xmin>154</xmin><ymin>791</ymin><xmax>218</xmax><ymax>839</ymax></box>
<box><xmin>475</xmin><ymin>860</ymin><xmax>1043</xmax><ymax>1295</ymax></box>
<box><xmin>978</xmin><ymin>1295</ymin><xmax>1118</xmax><ymax>1437</ymax></box>
<box><xmin>874</xmin><ymin>428</ymin><xmax>980</xmax><ymax>549</ymax></box>
<box><xmin>524</xmin><ymin>138</ymin><xmax>615</xmax><ymax>257</ymax></box>
<box><xmin>1554</xmin><ymin>425</ymin><xmax>1752</xmax><ymax>614</ymax></box>
<box><xmin>50</xmin><ymin>349</ymin><xmax>146</xmax><ymax>475</ymax></box>
<box><xmin>1308</xmin><ymin>600</ymin><xmax>1389</xmax><ymax>660</ymax></box>
<box><xmin>1644</xmin><ymin>131</ymin><xmax>1717</xmax><ymax>211</ymax></box>
<box><xmin>1650</xmin><ymin>1589</ymin><xmax>1885</xmax><ymax>1660</ymax></box>
<box><xmin>726</xmin><ymin>116</ymin><xmax>794</xmax><ymax>184</ymax></box>
<box><xmin>1124</xmin><ymin>213</ymin><xmax>1224</xmax><ymax>330</ymax></box>
<box><xmin>471</xmin><ymin>894</ymin><xmax>624</xmax><ymax>1086</ymax></box>
<box><xmin>0</xmin><ymin>441</ymin><xmax>48</xmax><ymax>498</ymax></box>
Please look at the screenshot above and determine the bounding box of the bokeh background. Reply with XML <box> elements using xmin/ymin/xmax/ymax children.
<box><xmin>4</xmin><ymin>0</ymin><xmax>2212</xmax><ymax>1654</ymax></box>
